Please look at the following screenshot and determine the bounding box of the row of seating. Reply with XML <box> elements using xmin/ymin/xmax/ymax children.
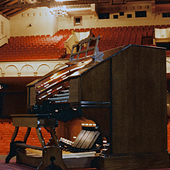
<box><xmin>0</xmin><ymin>25</ymin><xmax>169</xmax><ymax>61</ymax></box>
<box><xmin>91</xmin><ymin>26</ymin><xmax>154</xmax><ymax>50</ymax></box>
<box><xmin>0</xmin><ymin>30</ymin><xmax>72</xmax><ymax>61</ymax></box>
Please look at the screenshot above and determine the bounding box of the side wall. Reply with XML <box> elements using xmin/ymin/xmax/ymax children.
<box><xmin>0</xmin><ymin>15</ymin><xmax>10</xmax><ymax>46</ymax></box>
<box><xmin>10</xmin><ymin>7</ymin><xmax>58</xmax><ymax>37</ymax></box>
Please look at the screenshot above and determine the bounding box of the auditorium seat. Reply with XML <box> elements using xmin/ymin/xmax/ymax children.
<box><xmin>166</xmin><ymin>50</ymin><xmax>170</xmax><ymax>56</ymax></box>
<box><xmin>161</xmin><ymin>25</ymin><xmax>166</xmax><ymax>28</ymax></box>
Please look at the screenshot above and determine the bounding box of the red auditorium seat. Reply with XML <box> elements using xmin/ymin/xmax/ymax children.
<box><xmin>133</xmin><ymin>26</ymin><xmax>138</xmax><ymax>32</ymax></box>
<box><xmin>144</xmin><ymin>25</ymin><xmax>150</xmax><ymax>31</ymax></box>
<box><xmin>138</xmin><ymin>26</ymin><xmax>144</xmax><ymax>32</ymax></box>
<box><xmin>161</xmin><ymin>25</ymin><xmax>166</xmax><ymax>28</ymax></box>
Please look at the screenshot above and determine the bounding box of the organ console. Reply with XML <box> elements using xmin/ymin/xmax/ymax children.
<box><xmin>6</xmin><ymin>36</ymin><xmax>169</xmax><ymax>169</ymax></box>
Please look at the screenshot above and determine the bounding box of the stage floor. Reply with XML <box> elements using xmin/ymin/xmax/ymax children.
<box><xmin>0</xmin><ymin>155</ymin><xmax>99</xmax><ymax>170</ymax></box>
<box><xmin>0</xmin><ymin>155</ymin><xmax>35</xmax><ymax>170</ymax></box>
<box><xmin>0</xmin><ymin>155</ymin><xmax>170</xmax><ymax>170</ymax></box>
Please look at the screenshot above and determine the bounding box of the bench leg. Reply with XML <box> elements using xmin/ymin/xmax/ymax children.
<box><xmin>5</xmin><ymin>126</ymin><xmax>19</xmax><ymax>163</ymax></box>
<box><xmin>50</xmin><ymin>127</ymin><xmax>60</xmax><ymax>146</ymax></box>
<box><xmin>37</xmin><ymin>146</ymin><xmax>67</xmax><ymax>170</ymax></box>
<box><xmin>24</xmin><ymin>127</ymin><xmax>31</xmax><ymax>143</ymax></box>
<box><xmin>36</xmin><ymin>127</ymin><xmax>46</xmax><ymax>148</ymax></box>
<box><xmin>5</xmin><ymin>141</ymin><xmax>25</xmax><ymax>163</ymax></box>
<box><xmin>37</xmin><ymin>127</ymin><xmax>67</xmax><ymax>170</ymax></box>
<box><xmin>5</xmin><ymin>142</ymin><xmax>17</xmax><ymax>163</ymax></box>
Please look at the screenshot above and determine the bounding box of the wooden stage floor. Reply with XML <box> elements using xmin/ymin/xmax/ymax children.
<box><xmin>0</xmin><ymin>155</ymin><xmax>170</xmax><ymax>170</ymax></box>
<box><xmin>0</xmin><ymin>155</ymin><xmax>35</xmax><ymax>170</ymax></box>
<box><xmin>0</xmin><ymin>155</ymin><xmax>99</xmax><ymax>170</ymax></box>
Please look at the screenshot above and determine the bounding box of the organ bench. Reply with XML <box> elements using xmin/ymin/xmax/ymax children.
<box><xmin>5</xmin><ymin>114</ymin><xmax>68</xmax><ymax>170</ymax></box>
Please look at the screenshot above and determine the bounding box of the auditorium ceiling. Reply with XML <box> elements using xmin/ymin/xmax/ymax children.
<box><xmin>0</xmin><ymin>0</ymin><xmax>170</xmax><ymax>18</ymax></box>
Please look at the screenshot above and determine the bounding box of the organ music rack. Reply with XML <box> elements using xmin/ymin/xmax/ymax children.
<box><xmin>6</xmin><ymin>35</ymin><xmax>169</xmax><ymax>170</ymax></box>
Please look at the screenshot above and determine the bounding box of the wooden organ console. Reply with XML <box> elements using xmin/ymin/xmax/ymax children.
<box><xmin>6</xmin><ymin>36</ymin><xmax>169</xmax><ymax>170</ymax></box>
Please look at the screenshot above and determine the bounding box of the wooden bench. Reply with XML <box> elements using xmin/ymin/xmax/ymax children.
<box><xmin>5</xmin><ymin>114</ymin><xmax>67</xmax><ymax>170</ymax></box>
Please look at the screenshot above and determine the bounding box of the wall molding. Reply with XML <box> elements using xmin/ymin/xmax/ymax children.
<box><xmin>0</xmin><ymin>60</ymin><xmax>68</xmax><ymax>77</ymax></box>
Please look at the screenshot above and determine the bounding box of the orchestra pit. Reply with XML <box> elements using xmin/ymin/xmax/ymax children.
<box><xmin>1</xmin><ymin>0</ymin><xmax>170</xmax><ymax>169</ymax></box>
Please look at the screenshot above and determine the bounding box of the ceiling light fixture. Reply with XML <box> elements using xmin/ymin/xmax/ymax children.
<box><xmin>50</xmin><ymin>1</ymin><xmax>68</xmax><ymax>17</ymax></box>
